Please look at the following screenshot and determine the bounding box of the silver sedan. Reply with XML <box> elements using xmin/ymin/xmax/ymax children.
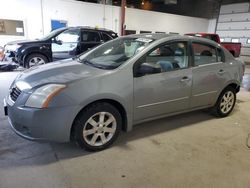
<box><xmin>4</xmin><ymin>34</ymin><xmax>245</xmax><ymax>151</ymax></box>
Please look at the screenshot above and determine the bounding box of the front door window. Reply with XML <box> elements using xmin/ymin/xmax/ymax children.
<box><xmin>52</xmin><ymin>29</ymin><xmax>80</xmax><ymax>60</ymax></box>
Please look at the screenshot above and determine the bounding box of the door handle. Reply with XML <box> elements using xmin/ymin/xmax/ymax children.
<box><xmin>180</xmin><ymin>76</ymin><xmax>190</xmax><ymax>83</ymax></box>
<box><xmin>218</xmin><ymin>69</ymin><xmax>225</xmax><ymax>75</ymax></box>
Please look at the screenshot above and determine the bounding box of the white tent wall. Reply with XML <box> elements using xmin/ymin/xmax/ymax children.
<box><xmin>0</xmin><ymin>0</ymin><xmax>213</xmax><ymax>47</ymax></box>
<box><xmin>125</xmin><ymin>8</ymin><xmax>210</xmax><ymax>34</ymax></box>
<box><xmin>216</xmin><ymin>2</ymin><xmax>250</xmax><ymax>63</ymax></box>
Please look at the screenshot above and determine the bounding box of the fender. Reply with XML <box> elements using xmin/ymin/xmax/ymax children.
<box><xmin>215</xmin><ymin>79</ymin><xmax>241</xmax><ymax>100</ymax></box>
<box><xmin>17</xmin><ymin>42</ymin><xmax>52</xmax><ymax>65</ymax></box>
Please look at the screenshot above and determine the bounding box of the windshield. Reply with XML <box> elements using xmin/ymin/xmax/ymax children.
<box><xmin>79</xmin><ymin>37</ymin><xmax>154</xmax><ymax>69</ymax></box>
<box><xmin>39</xmin><ymin>28</ymin><xmax>66</xmax><ymax>40</ymax></box>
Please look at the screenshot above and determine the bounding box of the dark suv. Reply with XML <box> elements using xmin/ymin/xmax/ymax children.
<box><xmin>3</xmin><ymin>27</ymin><xmax>118</xmax><ymax>68</ymax></box>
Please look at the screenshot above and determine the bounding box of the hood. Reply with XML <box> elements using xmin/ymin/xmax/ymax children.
<box><xmin>16</xmin><ymin>59</ymin><xmax>105</xmax><ymax>88</ymax></box>
<box><xmin>6</xmin><ymin>39</ymin><xmax>46</xmax><ymax>46</ymax></box>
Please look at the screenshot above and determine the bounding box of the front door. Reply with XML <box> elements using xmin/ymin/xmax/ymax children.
<box><xmin>190</xmin><ymin>42</ymin><xmax>226</xmax><ymax>108</ymax></box>
<box><xmin>52</xmin><ymin>28</ymin><xmax>81</xmax><ymax>61</ymax></box>
<box><xmin>133</xmin><ymin>41</ymin><xmax>192</xmax><ymax>122</ymax></box>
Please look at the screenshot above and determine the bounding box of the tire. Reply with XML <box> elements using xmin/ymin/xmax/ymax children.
<box><xmin>25</xmin><ymin>53</ymin><xmax>48</xmax><ymax>68</ymax></box>
<box><xmin>74</xmin><ymin>102</ymin><xmax>122</xmax><ymax>151</ymax></box>
<box><xmin>211</xmin><ymin>86</ymin><xmax>236</xmax><ymax>117</ymax></box>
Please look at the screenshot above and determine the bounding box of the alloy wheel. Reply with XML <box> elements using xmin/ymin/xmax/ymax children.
<box><xmin>220</xmin><ymin>91</ymin><xmax>235</xmax><ymax>114</ymax></box>
<box><xmin>29</xmin><ymin>57</ymin><xmax>45</xmax><ymax>67</ymax></box>
<box><xmin>83</xmin><ymin>112</ymin><xmax>117</xmax><ymax>147</ymax></box>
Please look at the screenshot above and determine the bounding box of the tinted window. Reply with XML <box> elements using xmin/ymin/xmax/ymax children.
<box><xmin>56</xmin><ymin>29</ymin><xmax>80</xmax><ymax>43</ymax></box>
<box><xmin>140</xmin><ymin>41</ymin><xmax>189</xmax><ymax>74</ymax></box>
<box><xmin>82</xmin><ymin>31</ymin><xmax>100</xmax><ymax>42</ymax></box>
<box><xmin>102</xmin><ymin>33</ymin><xmax>113</xmax><ymax>42</ymax></box>
<box><xmin>192</xmin><ymin>43</ymin><xmax>217</xmax><ymax>66</ymax></box>
<box><xmin>204</xmin><ymin>35</ymin><xmax>218</xmax><ymax>42</ymax></box>
<box><xmin>125</xmin><ymin>30</ymin><xmax>136</xmax><ymax>35</ymax></box>
<box><xmin>140</xmin><ymin>31</ymin><xmax>151</xmax><ymax>34</ymax></box>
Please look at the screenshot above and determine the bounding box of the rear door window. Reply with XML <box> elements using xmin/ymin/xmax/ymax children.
<box><xmin>82</xmin><ymin>31</ymin><xmax>101</xmax><ymax>42</ymax></box>
<box><xmin>192</xmin><ymin>42</ymin><xmax>218</xmax><ymax>66</ymax></box>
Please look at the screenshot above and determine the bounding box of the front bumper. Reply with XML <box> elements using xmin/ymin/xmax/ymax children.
<box><xmin>3</xmin><ymin>51</ymin><xmax>17</xmax><ymax>63</ymax></box>
<box><xmin>5</xmin><ymin>96</ymin><xmax>78</xmax><ymax>143</ymax></box>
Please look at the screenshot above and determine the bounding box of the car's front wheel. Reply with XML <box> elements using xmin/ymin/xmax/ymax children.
<box><xmin>25</xmin><ymin>53</ymin><xmax>48</xmax><ymax>68</ymax></box>
<box><xmin>211</xmin><ymin>86</ymin><xmax>236</xmax><ymax>117</ymax></box>
<box><xmin>74</xmin><ymin>102</ymin><xmax>122</xmax><ymax>151</ymax></box>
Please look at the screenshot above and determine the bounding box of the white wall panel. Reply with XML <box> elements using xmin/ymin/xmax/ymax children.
<box><xmin>217</xmin><ymin>3</ymin><xmax>250</xmax><ymax>62</ymax></box>
<box><xmin>125</xmin><ymin>8</ymin><xmax>209</xmax><ymax>34</ymax></box>
<box><xmin>220</xmin><ymin>3</ymin><xmax>249</xmax><ymax>14</ymax></box>
<box><xmin>42</xmin><ymin>0</ymin><xmax>120</xmax><ymax>35</ymax></box>
<box><xmin>0</xmin><ymin>0</ymin><xmax>211</xmax><ymax>47</ymax></box>
<box><xmin>207</xmin><ymin>19</ymin><xmax>217</xmax><ymax>33</ymax></box>
<box><xmin>217</xmin><ymin>22</ymin><xmax>250</xmax><ymax>30</ymax></box>
<box><xmin>217</xmin><ymin>30</ymin><xmax>250</xmax><ymax>38</ymax></box>
<box><xmin>0</xmin><ymin>0</ymin><xmax>43</xmax><ymax>46</ymax></box>
<box><xmin>218</xmin><ymin>13</ymin><xmax>250</xmax><ymax>22</ymax></box>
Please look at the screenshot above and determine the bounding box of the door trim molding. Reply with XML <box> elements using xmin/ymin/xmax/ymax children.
<box><xmin>137</xmin><ymin>96</ymin><xmax>189</xmax><ymax>109</ymax></box>
<box><xmin>193</xmin><ymin>90</ymin><xmax>217</xmax><ymax>97</ymax></box>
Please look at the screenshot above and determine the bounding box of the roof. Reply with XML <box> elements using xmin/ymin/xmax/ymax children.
<box><xmin>123</xmin><ymin>33</ymin><xmax>221</xmax><ymax>47</ymax></box>
<box><xmin>67</xmin><ymin>26</ymin><xmax>116</xmax><ymax>33</ymax></box>
<box><xmin>124</xmin><ymin>33</ymin><xmax>179</xmax><ymax>40</ymax></box>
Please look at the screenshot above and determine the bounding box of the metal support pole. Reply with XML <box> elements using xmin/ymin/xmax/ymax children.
<box><xmin>103</xmin><ymin>0</ymin><xmax>106</xmax><ymax>28</ymax></box>
<box><xmin>40</xmin><ymin>0</ymin><xmax>45</xmax><ymax>35</ymax></box>
<box><xmin>120</xmin><ymin>0</ymin><xmax>126</xmax><ymax>36</ymax></box>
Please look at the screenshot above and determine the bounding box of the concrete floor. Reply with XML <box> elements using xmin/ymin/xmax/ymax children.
<box><xmin>1</xmin><ymin>69</ymin><xmax>250</xmax><ymax>188</ymax></box>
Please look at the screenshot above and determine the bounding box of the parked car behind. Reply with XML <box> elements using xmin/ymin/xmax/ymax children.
<box><xmin>185</xmin><ymin>33</ymin><xmax>241</xmax><ymax>57</ymax></box>
<box><xmin>4</xmin><ymin>34</ymin><xmax>245</xmax><ymax>151</ymax></box>
<box><xmin>3</xmin><ymin>26</ymin><xmax>118</xmax><ymax>68</ymax></box>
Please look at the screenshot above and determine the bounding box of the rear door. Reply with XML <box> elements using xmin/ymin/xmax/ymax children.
<box><xmin>80</xmin><ymin>30</ymin><xmax>102</xmax><ymax>53</ymax></box>
<box><xmin>190</xmin><ymin>41</ymin><xmax>226</xmax><ymax>108</ymax></box>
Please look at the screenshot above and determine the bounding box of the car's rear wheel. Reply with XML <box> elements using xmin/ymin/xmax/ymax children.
<box><xmin>25</xmin><ymin>53</ymin><xmax>48</xmax><ymax>68</ymax></box>
<box><xmin>211</xmin><ymin>86</ymin><xmax>236</xmax><ymax>117</ymax></box>
<box><xmin>74</xmin><ymin>102</ymin><xmax>122</xmax><ymax>151</ymax></box>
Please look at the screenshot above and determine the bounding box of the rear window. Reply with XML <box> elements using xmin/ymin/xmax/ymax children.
<box><xmin>82</xmin><ymin>31</ymin><xmax>100</xmax><ymax>42</ymax></box>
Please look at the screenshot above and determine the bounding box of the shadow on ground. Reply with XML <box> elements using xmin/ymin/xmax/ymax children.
<box><xmin>0</xmin><ymin>109</ymin><xmax>215</xmax><ymax>168</ymax></box>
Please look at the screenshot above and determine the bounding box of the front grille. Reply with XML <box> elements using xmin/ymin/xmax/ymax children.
<box><xmin>10</xmin><ymin>86</ymin><xmax>21</xmax><ymax>102</ymax></box>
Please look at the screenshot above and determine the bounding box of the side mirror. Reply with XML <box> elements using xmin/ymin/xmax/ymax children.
<box><xmin>136</xmin><ymin>63</ymin><xmax>162</xmax><ymax>77</ymax></box>
<box><xmin>52</xmin><ymin>38</ymin><xmax>62</xmax><ymax>45</ymax></box>
<box><xmin>56</xmin><ymin>40</ymin><xmax>63</xmax><ymax>45</ymax></box>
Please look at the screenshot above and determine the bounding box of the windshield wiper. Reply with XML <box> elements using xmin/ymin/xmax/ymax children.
<box><xmin>81</xmin><ymin>59</ymin><xmax>109</xmax><ymax>69</ymax></box>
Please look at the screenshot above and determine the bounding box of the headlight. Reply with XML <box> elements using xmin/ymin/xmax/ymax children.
<box><xmin>25</xmin><ymin>84</ymin><xmax>66</xmax><ymax>108</ymax></box>
<box><xmin>5</xmin><ymin>44</ymin><xmax>21</xmax><ymax>52</ymax></box>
